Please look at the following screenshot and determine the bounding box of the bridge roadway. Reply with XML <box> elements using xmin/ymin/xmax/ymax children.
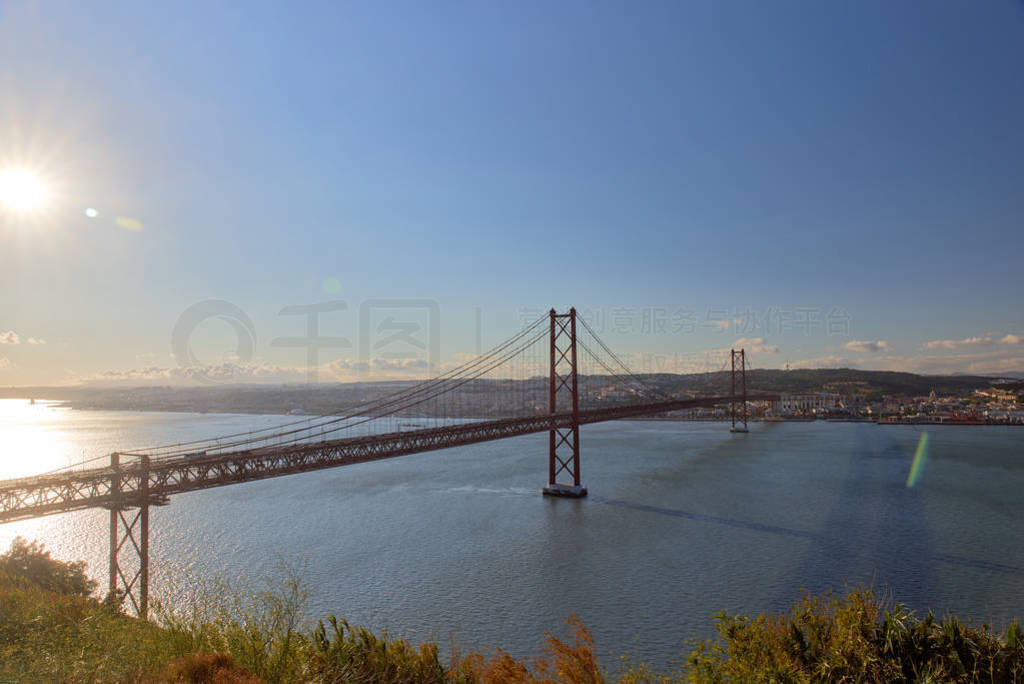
<box><xmin>0</xmin><ymin>394</ymin><xmax>777</xmax><ymax>523</ymax></box>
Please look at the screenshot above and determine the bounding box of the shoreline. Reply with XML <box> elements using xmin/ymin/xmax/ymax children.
<box><xmin>6</xmin><ymin>397</ymin><xmax>1022</xmax><ymax>427</ymax></box>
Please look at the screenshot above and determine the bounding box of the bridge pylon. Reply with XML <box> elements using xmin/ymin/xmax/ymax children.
<box><xmin>105</xmin><ymin>452</ymin><xmax>164</xmax><ymax>619</ymax></box>
<box><xmin>730</xmin><ymin>349</ymin><xmax>749</xmax><ymax>433</ymax></box>
<box><xmin>543</xmin><ymin>307</ymin><xmax>587</xmax><ymax>497</ymax></box>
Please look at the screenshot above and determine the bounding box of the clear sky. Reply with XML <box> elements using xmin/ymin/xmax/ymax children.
<box><xmin>1</xmin><ymin>0</ymin><xmax>1023</xmax><ymax>386</ymax></box>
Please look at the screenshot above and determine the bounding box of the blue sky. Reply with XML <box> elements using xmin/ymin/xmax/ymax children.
<box><xmin>1</xmin><ymin>0</ymin><xmax>1023</xmax><ymax>385</ymax></box>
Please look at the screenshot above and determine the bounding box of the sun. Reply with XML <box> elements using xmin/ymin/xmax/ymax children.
<box><xmin>0</xmin><ymin>168</ymin><xmax>49</xmax><ymax>213</ymax></box>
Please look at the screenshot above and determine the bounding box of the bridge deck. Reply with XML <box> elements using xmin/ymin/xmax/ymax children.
<box><xmin>0</xmin><ymin>395</ymin><xmax>777</xmax><ymax>523</ymax></box>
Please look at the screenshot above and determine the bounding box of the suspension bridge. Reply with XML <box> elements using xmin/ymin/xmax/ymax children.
<box><xmin>0</xmin><ymin>308</ymin><xmax>777</xmax><ymax>618</ymax></box>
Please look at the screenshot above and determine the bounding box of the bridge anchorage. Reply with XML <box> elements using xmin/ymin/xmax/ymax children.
<box><xmin>0</xmin><ymin>306</ymin><xmax>773</xmax><ymax>618</ymax></box>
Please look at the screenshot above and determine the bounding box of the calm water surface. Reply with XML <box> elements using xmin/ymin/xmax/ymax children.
<box><xmin>1</xmin><ymin>399</ymin><xmax>1022</xmax><ymax>667</ymax></box>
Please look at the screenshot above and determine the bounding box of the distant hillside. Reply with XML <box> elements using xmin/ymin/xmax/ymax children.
<box><xmin>639</xmin><ymin>368</ymin><xmax>999</xmax><ymax>399</ymax></box>
<box><xmin>0</xmin><ymin>369</ymin><xmax>1001</xmax><ymax>414</ymax></box>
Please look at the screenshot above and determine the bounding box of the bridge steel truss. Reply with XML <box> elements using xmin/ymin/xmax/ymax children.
<box><xmin>1</xmin><ymin>397</ymin><xmax>768</xmax><ymax>525</ymax></box>
<box><xmin>0</xmin><ymin>311</ymin><xmax>774</xmax><ymax>617</ymax></box>
<box><xmin>730</xmin><ymin>349</ymin><xmax>749</xmax><ymax>433</ymax></box>
<box><xmin>545</xmin><ymin>307</ymin><xmax>585</xmax><ymax>497</ymax></box>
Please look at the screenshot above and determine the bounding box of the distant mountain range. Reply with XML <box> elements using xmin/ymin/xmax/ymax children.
<box><xmin>0</xmin><ymin>368</ymin><xmax>1008</xmax><ymax>414</ymax></box>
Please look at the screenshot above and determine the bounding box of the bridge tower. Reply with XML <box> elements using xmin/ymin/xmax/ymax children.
<box><xmin>730</xmin><ymin>349</ymin><xmax>749</xmax><ymax>433</ymax></box>
<box><xmin>105</xmin><ymin>452</ymin><xmax>161</xmax><ymax>619</ymax></box>
<box><xmin>543</xmin><ymin>307</ymin><xmax>587</xmax><ymax>497</ymax></box>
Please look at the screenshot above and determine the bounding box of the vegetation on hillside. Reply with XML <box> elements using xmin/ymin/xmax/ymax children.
<box><xmin>685</xmin><ymin>589</ymin><xmax>1024</xmax><ymax>683</ymax></box>
<box><xmin>0</xmin><ymin>536</ymin><xmax>96</xmax><ymax>597</ymax></box>
<box><xmin>646</xmin><ymin>368</ymin><xmax>1000</xmax><ymax>400</ymax></box>
<box><xmin>2</xmin><ymin>367</ymin><xmax>1004</xmax><ymax>416</ymax></box>
<box><xmin>1</xmin><ymin>537</ymin><xmax>1021</xmax><ymax>682</ymax></box>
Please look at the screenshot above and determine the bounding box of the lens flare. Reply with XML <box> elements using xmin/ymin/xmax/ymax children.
<box><xmin>906</xmin><ymin>431</ymin><xmax>929</xmax><ymax>488</ymax></box>
<box><xmin>115</xmin><ymin>216</ymin><xmax>144</xmax><ymax>231</ymax></box>
<box><xmin>323</xmin><ymin>276</ymin><xmax>341</xmax><ymax>294</ymax></box>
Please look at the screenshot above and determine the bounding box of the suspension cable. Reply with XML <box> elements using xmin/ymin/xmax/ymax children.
<box><xmin>143</xmin><ymin>322</ymin><xmax>551</xmax><ymax>457</ymax></box>
<box><xmin>132</xmin><ymin>314</ymin><xmax>549</xmax><ymax>457</ymax></box>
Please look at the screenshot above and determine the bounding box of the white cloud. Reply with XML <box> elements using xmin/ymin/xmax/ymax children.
<box><xmin>624</xmin><ymin>350</ymin><xmax>734</xmax><ymax>375</ymax></box>
<box><xmin>922</xmin><ymin>336</ymin><xmax>992</xmax><ymax>350</ymax></box>
<box><xmin>839</xmin><ymin>349</ymin><xmax>1024</xmax><ymax>375</ymax></box>
<box><xmin>0</xmin><ymin>330</ymin><xmax>45</xmax><ymax>345</ymax></box>
<box><xmin>963</xmin><ymin>357</ymin><xmax>1024</xmax><ymax>374</ymax></box>
<box><xmin>81</xmin><ymin>357</ymin><xmax>445</xmax><ymax>386</ymax></box>
<box><xmin>324</xmin><ymin>358</ymin><xmax>432</xmax><ymax>378</ymax></box>
<box><xmin>789</xmin><ymin>355</ymin><xmax>853</xmax><ymax>370</ymax></box>
<box><xmin>84</xmin><ymin>362</ymin><xmax>308</xmax><ymax>385</ymax></box>
<box><xmin>732</xmin><ymin>337</ymin><xmax>779</xmax><ymax>354</ymax></box>
<box><xmin>0</xmin><ymin>357</ymin><xmax>11</xmax><ymax>369</ymax></box>
<box><xmin>91</xmin><ymin>366</ymin><xmax>174</xmax><ymax>382</ymax></box>
<box><xmin>844</xmin><ymin>340</ymin><xmax>890</xmax><ymax>353</ymax></box>
<box><xmin>1000</xmin><ymin>334</ymin><xmax>1024</xmax><ymax>346</ymax></box>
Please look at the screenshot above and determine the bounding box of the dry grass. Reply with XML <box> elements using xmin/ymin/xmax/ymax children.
<box><xmin>460</xmin><ymin>615</ymin><xmax>603</xmax><ymax>683</ymax></box>
<box><xmin>152</xmin><ymin>653</ymin><xmax>261</xmax><ymax>683</ymax></box>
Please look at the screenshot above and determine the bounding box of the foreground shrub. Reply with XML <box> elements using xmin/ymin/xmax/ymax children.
<box><xmin>306</xmin><ymin>615</ymin><xmax>449</xmax><ymax>683</ymax></box>
<box><xmin>0</xmin><ymin>536</ymin><xmax>96</xmax><ymax>597</ymax></box>
<box><xmin>461</xmin><ymin>614</ymin><xmax>604</xmax><ymax>683</ymax></box>
<box><xmin>155</xmin><ymin>563</ymin><xmax>311</xmax><ymax>682</ymax></box>
<box><xmin>687</xmin><ymin>588</ymin><xmax>1024</xmax><ymax>683</ymax></box>
<box><xmin>154</xmin><ymin>652</ymin><xmax>260</xmax><ymax>683</ymax></box>
<box><xmin>0</xmin><ymin>578</ymin><xmax>185</xmax><ymax>681</ymax></box>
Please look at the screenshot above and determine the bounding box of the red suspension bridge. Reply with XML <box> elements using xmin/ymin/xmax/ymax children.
<box><xmin>0</xmin><ymin>308</ymin><xmax>776</xmax><ymax>617</ymax></box>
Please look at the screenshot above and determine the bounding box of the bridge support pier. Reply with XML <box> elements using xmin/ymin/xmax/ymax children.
<box><xmin>730</xmin><ymin>349</ymin><xmax>749</xmax><ymax>433</ymax></box>
<box><xmin>544</xmin><ymin>308</ymin><xmax>587</xmax><ymax>498</ymax></box>
<box><xmin>106</xmin><ymin>453</ymin><xmax>158</xmax><ymax>619</ymax></box>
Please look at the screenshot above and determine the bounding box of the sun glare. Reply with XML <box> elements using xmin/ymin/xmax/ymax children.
<box><xmin>0</xmin><ymin>168</ymin><xmax>49</xmax><ymax>213</ymax></box>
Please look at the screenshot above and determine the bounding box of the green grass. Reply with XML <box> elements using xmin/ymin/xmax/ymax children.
<box><xmin>0</xmin><ymin>577</ymin><xmax>187</xmax><ymax>681</ymax></box>
<box><xmin>2</xmin><ymin>538</ymin><xmax>1022</xmax><ymax>682</ymax></box>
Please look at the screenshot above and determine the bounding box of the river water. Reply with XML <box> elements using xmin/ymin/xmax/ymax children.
<box><xmin>1</xmin><ymin>399</ymin><xmax>1022</xmax><ymax>668</ymax></box>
